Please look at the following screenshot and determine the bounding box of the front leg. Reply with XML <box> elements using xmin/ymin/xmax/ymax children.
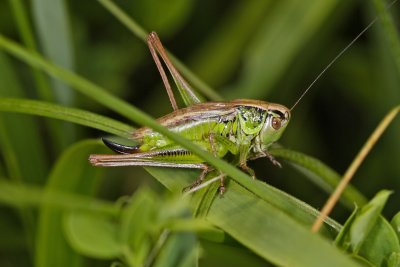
<box><xmin>264</xmin><ymin>151</ymin><xmax>282</xmax><ymax>168</ymax></box>
<box><xmin>238</xmin><ymin>144</ymin><xmax>256</xmax><ymax>179</ymax></box>
<box><xmin>249</xmin><ymin>146</ymin><xmax>282</xmax><ymax>168</ymax></box>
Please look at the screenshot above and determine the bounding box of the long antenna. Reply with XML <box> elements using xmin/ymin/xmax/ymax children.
<box><xmin>290</xmin><ymin>0</ymin><xmax>399</xmax><ymax>111</ymax></box>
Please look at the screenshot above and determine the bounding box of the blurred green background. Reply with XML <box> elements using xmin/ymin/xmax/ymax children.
<box><xmin>0</xmin><ymin>0</ymin><xmax>399</xmax><ymax>266</ymax></box>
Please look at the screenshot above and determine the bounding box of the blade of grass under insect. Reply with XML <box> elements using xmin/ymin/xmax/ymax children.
<box><xmin>207</xmin><ymin>181</ymin><xmax>359</xmax><ymax>267</ymax></box>
<box><xmin>0</xmin><ymin>98</ymin><xmax>134</xmax><ymax>138</ymax></box>
<box><xmin>312</xmin><ymin>105</ymin><xmax>400</xmax><ymax>233</ymax></box>
<box><xmin>146</xmin><ymin>167</ymin><xmax>356</xmax><ymax>266</ymax></box>
<box><xmin>0</xmin><ymin>35</ymin><xmax>346</xmax><ymax>234</ymax></box>
<box><xmin>146</xmin><ymin>167</ymin><xmax>341</xmax><ymax>238</ymax></box>
<box><xmin>97</xmin><ymin>0</ymin><xmax>223</xmax><ymax>101</ymax></box>
<box><xmin>371</xmin><ymin>0</ymin><xmax>400</xmax><ymax>75</ymax></box>
<box><xmin>269</xmin><ymin>147</ymin><xmax>368</xmax><ymax>209</ymax></box>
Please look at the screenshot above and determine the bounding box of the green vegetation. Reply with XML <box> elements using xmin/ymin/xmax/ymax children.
<box><xmin>0</xmin><ymin>0</ymin><xmax>399</xmax><ymax>266</ymax></box>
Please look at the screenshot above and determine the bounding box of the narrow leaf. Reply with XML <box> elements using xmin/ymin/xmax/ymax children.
<box><xmin>0</xmin><ymin>98</ymin><xmax>134</xmax><ymax>138</ymax></box>
<box><xmin>32</xmin><ymin>0</ymin><xmax>75</xmax><ymax>104</ymax></box>
<box><xmin>32</xmin><ymin>0</ymin><xmax>76</xmax><ymax>148</ymax></box>
<box><xmin>270</xmin><ymin>147</ymin><xmax>367</xmax><ymax>208</ymax></box>
<box><xmin>207</xmin><ymin>181</ymin><xmax>358</xmax><ymax>267</ymax></box>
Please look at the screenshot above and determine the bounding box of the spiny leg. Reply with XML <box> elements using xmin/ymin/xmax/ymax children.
<box><xmin>238</xmin><ymin>150</ymin><xmax>281</xmax><ymax>179</ymax></box>
<box><xmin>183</xmin><ymin>133</ymin><xmax>228</xmax><ymax>194</ymax></box>
<box><xmin>182</xmin><ymin>165</ymin><xmax>213</xmax><ymax>193</ymax></box>
<box><xmin>238</xmin><ymin>145</ymin><xmax>256</xmax><ymax>179</ymax></box>
<box><xmin>265</xmin><ymin>151</ymin><xmax>282</xmax><ymax>168</ymax></box>
<box><xmin>249</xmin><ymin>149</ymin><xmax>282</xmax><ymax>168</ymax></box>
<box><xmin>147</xmin><ymin>32</ymin><xmax>178</xmax><ymax>111</ymax></box>
<box><xmin>219</xmin><ymin>175</ymin><xmax>226</xmax><ymax>195</ymax></box>
<box><xmin>147</xmin><ymin>32</ymin><xmax>202</xmax><ymax>108</ymax></box>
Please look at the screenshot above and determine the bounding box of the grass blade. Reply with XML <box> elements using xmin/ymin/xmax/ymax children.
<box><xmin>312</xmin><ymin>105</ymin><xmax>400</xmax><ymax>232</ymax></box>
<box><xmin>9</xmin><ymin>0</ymin><xmax>53</xmax><ymax>101</ymax></box>
<box><xmin>32</xmin><ymin>0</ymin><xmax>74</xmax><ymax>104</ymax></box>
<box><xmin>270</xmin><ymin>147</ymin><xmax>368</xmax><ymax>208</ymax></box>
<box><xmin>0</xmin><ymin>98</ymin><xmax>134</xmax><ymax>138</ymax></box>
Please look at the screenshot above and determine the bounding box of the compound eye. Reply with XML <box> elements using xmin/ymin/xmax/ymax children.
<box><xmin>271</xmin><ymin>117</ymin><xmax>282</xmax><ymax>130</ymax></box>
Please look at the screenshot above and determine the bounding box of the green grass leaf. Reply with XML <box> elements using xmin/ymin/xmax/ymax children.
<box><xmin>0</xmin><ymin>98</ymin><xmax>134</xmax><ymax>138</ymax></box>
<box><xmin>144</xmin><ymin>166</ymin><xmax>361</xmax><ymax>266</ymax></box>
<box><xmin>270</xmin><ymin>147</ymin><xmax>368</xmax><ymax>208</ymax></box>
<box><xmin>207</xmin><ymin>181</ymin><xmax>356</xmax><ymax>267</ymax></box>
<box><xmin>32</xmin><ymin>0</ymin><xmax>74</xmax><ymax>104</ymax></box>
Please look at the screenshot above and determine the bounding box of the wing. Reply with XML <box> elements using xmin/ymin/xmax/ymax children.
<box><xmin>132</xmin><ymin>101</ymin><xmax>238</xmax><ymax>140</ymax></box>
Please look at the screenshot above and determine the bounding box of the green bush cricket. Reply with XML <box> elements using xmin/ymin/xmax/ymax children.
<box><xmin>89</xmin><ymin>32</ymin><xmax>290</xmax><ymax>194</ymax></box>
<box><xmin>89</xmin><ymin>9</ymin><xmax>395</xmax><ymax>194</ymax></box>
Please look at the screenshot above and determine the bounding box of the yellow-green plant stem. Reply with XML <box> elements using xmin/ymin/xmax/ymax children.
<box><xmin>312</xmin><ymin>105</ymin><xmax>400</xmax><ymax>233</ymax></box>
